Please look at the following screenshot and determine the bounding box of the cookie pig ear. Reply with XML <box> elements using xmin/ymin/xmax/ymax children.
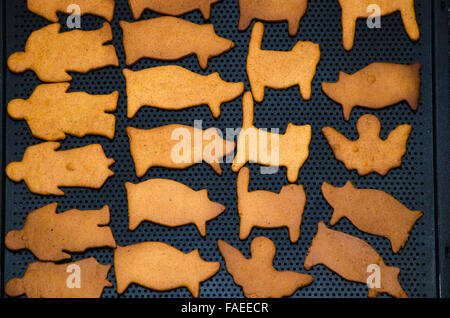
<box><xmin>7</xmin><ymin>52</ymin><xmax>30</xmax><ymax>73</ymax></box>
<box><xmin>8</xmin><ymin>99</ymin><xmax>30</xmax><ymax>119</ymax></box>
<box><xmin>5</xmin><ymin>278</ymin><xmax>25</xmax><ymax>297</ymax></box>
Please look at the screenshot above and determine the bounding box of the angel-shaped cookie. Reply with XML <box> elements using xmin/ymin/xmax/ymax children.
<box><xmin>5</xmin><ymin>203</ymin><xmax>116</xmax><ymax>261</ymax></box>
<box><xmin>7</xmin><ymin>22</ymin><xmax>118</xmax><ymax>82</ymax></box>
<box><xmin>322</xmin><ymin>114</ymin><xmax>412</xmax><ymax>176</ymax></box>
<box><xmin>8</xmin><ymin>83</ymin><xmax>118</xmax><ymax>141</ymax></box>
<box><xmin>218</xmin><ymin>237</ymin><xmax>313</xmax><ymax>298</ymax></box>
<box><xmin>27</xmin><ymin>0</ymin><xmax>115</xmax><ymax>22</ymax></box>
<box><xmin>5</xmin><ymin>258</ymin><xmax>112</xmax><ymax>298</ymax></box>
<box><xmin>6</xmin><ymin>142</ymin><xmax>115</xmax><ymax>195</ymax></box>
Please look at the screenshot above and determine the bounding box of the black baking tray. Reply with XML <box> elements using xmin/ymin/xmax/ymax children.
<box><xmin>0</xmin><ymin>0</ymin><xmax>449</xmax><ymax>298</ymax></box>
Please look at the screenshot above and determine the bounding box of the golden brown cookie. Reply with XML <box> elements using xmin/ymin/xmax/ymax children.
<box><xmin>27</xmin><ymin>0</ymin><xmax>115</xmax><ymax>22</ymax></box>
<box><xmin>237</xmin><ymin>167</ymin><xmax>306</xmax><ymax>242</ymax></box>
<box><xmin>120</xmin><ymin>17</ymin><xmax>234</xmax><ymax>69</ymax></box>
<box><xmin>128</xmin><ymin>0</ymin><xmax>222</xmax><ymax>20</ymax></box>
<box><xmin>114</xmin><ymin>242</ymin><xmax>220</xmax><ymax>297</ymax></box>
<box><xmin>6</xmin><ymin>142</ymin><xmax>115</xmax><ymax>196</ymax></box>
<box><xmin>8</xmin><ymin>83</ymin><xmax>118</xmax><ymax>141</ymax></box>
<box><xmin>238</xmin><ymin>0</ymin><xmax>308</xmax><ymax>36</ymax></box>
<box><xmin>5</xmin><ymin>258</ymin><xmax>112</xmax><ymax>298</ymax></box>
<box><xmin>232</xmin><ymin>92</ymin><xmax>311</xmax><ymax>183</ymax></box>
<box><xmin>322</xmin><ymin>181</ymin><xmax>423</xmax><ymax>253</ymax></box>
<box><xmin>218</xmin><ymin>237</ymin><xmax>313</xmax><ymax>298</ymax></box>
<box><xmin>339</xmin><ymin>0</ymin><xmax>420</xmax><ymax>51</ymax></box>
<box><xmin>322</xmin><ymin>114</ymin><xmax>412</xmax><ymax>176</ymax></box>
<box><xmin>7</xmin><ymin>22</ymin><xmax>118</xmax><ymax>82</ymax></box>
<box><xmin>127</xmin><ymin>125</ymin><xmax>235</xmax><ymax>177</ymax></box>
<box><xmin>322</xmin><ymin>62</ymin><xmax>422</xmax><ymax>121</ymax></box>
<box><xmin>5</xmin><ymin>203</ymin><xmax>116</xmax><ymax>261</ymax></box>
<box><xmin>247</xmin><ymin>22</ymin><xmax>320</xmax><ymax>102</ymax></box>
<box><xmin>125</xmin><ymin>179</ymin><xmax>225</xmax><ymax>235</ymax></box>
<box><xmin>123</xmin><ymin>66</ymin><xmax>244</xmax><ymax>119</ymax></box>
<box><xmin>304</xmin><ymin>222</ymin><xmax>408</xmax><ymax>298</ymax></box>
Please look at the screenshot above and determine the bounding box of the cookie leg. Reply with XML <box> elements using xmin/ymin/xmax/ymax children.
<box><xmin>238</xmin><ymin>14</ymin><xmax>252</xmax><ymax>31</ymax></box>
<box><xmin>250</xmin><ymin>81</ymin><xmax>265</xmax><ymax>103</ymax></box>
<box><xmin>299</xmin><ymin>79</ymin><xmax>312</xmax><ymax>101</ymax></box>
<box><xmin>287</xmin><ymin>18</ymin><xmax>301</xmax><ymax>37</ymax></box>
<box><xmin>341</xmin><ymin>12</ymin><xmax>357</xmax><ymax>51</ymax></box>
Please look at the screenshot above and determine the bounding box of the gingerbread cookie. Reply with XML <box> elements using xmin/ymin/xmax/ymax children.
<box><xmin>114</xmin><ymin>242</ymin><xmax>220</xmax><ymax>297</ymax></box>
<box><xmin>218</xmin><ymin>237</ymin><xmax>313</xmax><ymax>298</ymax></box>
<box><xmin>125</xmin><ymin>179</ymin><xmax>225</xmax><ymax>235</ymax></box>
<box><xmin>322</xmin><ymin>114</ymin><xmax>412</xmax><ymax>176</ymax></box>
<box><xmin>120</xmin><ymin>17</ymin><xmax>234</xmax><ymax>69</ymax></box>
<box><xmin>232</xmin><ymin>92</ymin><xmax>311</xmax><ymax>183</ymax></box>
<box><xmin>123</xmin><ymin>66</ymin><xmax>244</xmax><ymax>119</ymax></box>
<box><xmin>8</xmin><ymin>83</ymin><xmax>118</xmax><ymax>141</ymax></box>
<box><xmin>247</xmin><ymin>22</ymin><xmax>320</xmax><ymax>102</ymax></box>
<box><xmin>127</xmin><ymin>125</ymin><xmax>235</xmax><ymax>177</ymax></box>
<box><xmin>128</xmin><ymin>0</ymin><xmax>222</xmax><ymax>20</ymax></box>
<box><xmin>7</xmin><ymin>22</ymin><xmax>118</xmax><ymax>82</ymax></box>
<box><xmin>238</xmin><ymin>0</ymin><xmax>308</xmax><ymax>36</ymax></box>
<box><xmin>27</xmin><ymin>0</ymin><xmax>115</xmax><ymax>22</ymax></box>
<box><xmin>237</xmin><ymin>167</ymin><xmax>306</xmax><ymax>242</ymax></box>
<box><xmin>322</xmin><ymin>181</ymin><xmax>423</xmax><ymax>253</ymax></box>
<box><xmin>5</xmin><ymin>203</ymin><xmax>116</xmax><ymax>261</ymax></box>
<box><xmin>304</xmin><ymin>222</ymin><xmax>408</xmax><ymax>298</ymax></box>
<box><xmin>5</xmin><ymin>258</ymin><xmax>112</xmax><ymax>298</ymax></box>
<box><xmin>322</xmin><ymin>62</ymin><xmax>422</xmax><ymax>121</ymax></box>
<box><xmin>6</xmin><ymin>142</ymin><xmax>115</xmax><ymax>195</ymax></box>
<box><xmin>339</xmin><ymin>0</ymin><xmax>420</xmax><ymax>51</ymax></box>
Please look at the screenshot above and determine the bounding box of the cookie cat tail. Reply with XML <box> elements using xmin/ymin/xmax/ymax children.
<box><xmin>242</xmin><ymin>92</ymin><xmax>254</xmax><ymax>129</ymax></box>
<box><xmin>5</xmin><ymin>277</ymin><xmax>25</xmax><ymax>297</ymax></box>
<box><xmin>249</xmin><ymin>22</ymin><xmax>264</xmax><ymax>56</ymax></box>
<box><xmin>237</xmin><ymin>167</ymin><xmax>250</xmax><ymax>199</ymax></box>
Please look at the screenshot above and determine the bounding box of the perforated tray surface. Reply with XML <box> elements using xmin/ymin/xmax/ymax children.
<box><xmin>2</xmin><ymin>0</ymin><xmax>438</xmax><ymax>298</ymax></box>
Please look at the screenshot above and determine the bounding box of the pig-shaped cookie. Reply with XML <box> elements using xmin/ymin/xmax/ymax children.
<box><xmin>127</xmin><ymin>125</ymin><xmax>235</xmax><ymax>177</ymax></box>
<box><xmin>27</xmin><ymin>0</ymin><xmax>115</xmax><ymax>22</ymax></box>
<box><xmin>6</xmin><ymin>142</ymin><xmax>115</xmax><ymax>195</ymax></box>
<box><xmin>128</xmin><ymin>0</ymin><xmax>222</xmax><ymax>20</ymax></box>
<box><xmin>123</xmin><ymin>66</ymin><xmax>244</xmax><ymax>118</ymax></box>
<box><xmin>5</xmin><ymin>258</ymin><xmax>112</xmax><ymax>298</ymax></box>
<box><xmin>5</xmin><ymin>203</ymin><xmax>116</xmax><ymax>261</ymax></box>
<box><xmin>322</xmin><ymin>63</ymin><xmax>422</xmax><ymax>121</ymax></box>
<box><xmin>218</xmin><ymin>237</ymin><xmax>313</xmax><ymax>298</ymax></box>
<box><xmin>237</xmin><ymin>167</ymin><xmax>306</xmax><ymax>242</ymax></box>
<box><xmin>7</xmin><ymin>22</ymin><xmax>119</xmax><ymax>82</ymax></box>
<box><xmin>232</xmin><ymin>92</ymin><xmax>311</xmax><ymax>183</ymax></box>
<box><xmin>238</xmin><ymin>0</ymin><xmax>308</xmax><ymax>36</ymax></box>
<box><xmin>304</xmin><ymin>222</ymin><xmax>408</xmax><ymax>298</ymax></box>
<box><xmin>120</xmin><ymin>17</ymin><xmax>234</xmax><ymax>69</ymax></box>
<box><xmin>8</xmin><ymin>83</ymin><xmax>118</xmax><ymax>140</ymax></box>
<box><xmin>322</xmin><ymin>181</ymin><xmax>423</xmax><ymax>253</ymax></box>
<box><xmin>114</xmin><ymin>242</ymin><xmax>220</xmax><ymax>297</ymax></box>
<box><xmin>125</xmin><ymin>179</ymin><xmax>225</xmax><ymax>235</ymax></box>
<box><xmin>339</xmin><ymin>0</ymin><xmax>420</xmax><ymax>51</ymax></box>
<box><xmin>247</xmin><ymin>22</ymin><xmax>320</xmax><ymax>103</ymax></box>
<box><xmin>322</xmin><ymin>114</ymin><xmax>412</xmax><ymax>176</ymax></box>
